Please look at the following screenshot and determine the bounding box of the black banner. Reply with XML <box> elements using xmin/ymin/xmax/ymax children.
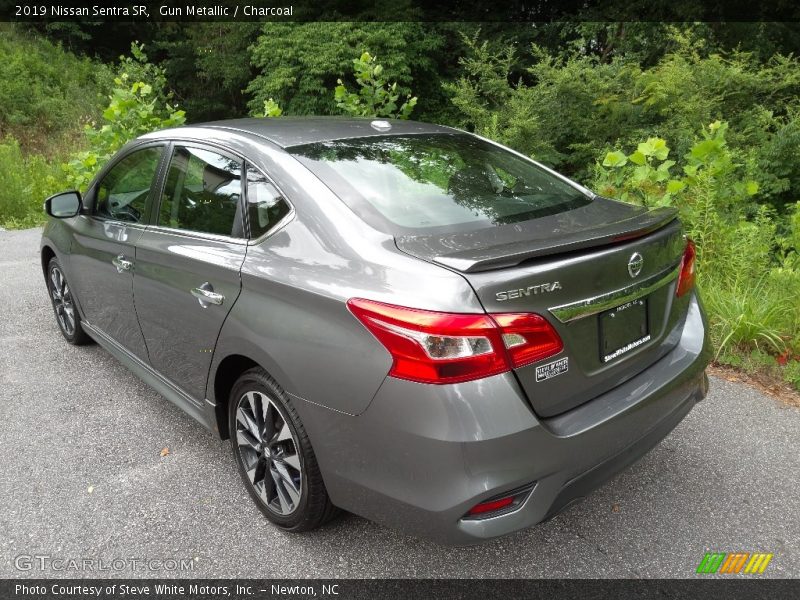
<box><xmin>2</xmin><ymin>0</ymin><xmax>800</xmax><ymax>22</ymax></box>
<box><xmin>2</xmin><ymin>579</ymin><xmax>800</xmax><ymax>600</ymax></box>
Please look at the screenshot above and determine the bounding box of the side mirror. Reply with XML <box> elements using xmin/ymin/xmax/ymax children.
<box><xmin>44</xmin><ymin>191</ymin><xmax>82</xmax><ymax>219</ymax></box>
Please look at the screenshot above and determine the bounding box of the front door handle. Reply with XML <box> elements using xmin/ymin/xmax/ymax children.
<box><xmin>112</xmin><ymin>254</ymin><xmax>133</xmax><ymax>273</ymax></box>
<box><xmin>191</xmin><ymin>283</ymin><xmax>225</xmax><ymax>307</ymax></box>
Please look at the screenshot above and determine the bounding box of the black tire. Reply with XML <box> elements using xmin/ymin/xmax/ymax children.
<box><xmin>46</xmin><ymin>257</ymin><xmax>91</xmax><ymax>345</ymax></box>
<box><xmin>228</xmin><ymin>367</ymin><xmax>338</xmax><ymax>532</ymax></box>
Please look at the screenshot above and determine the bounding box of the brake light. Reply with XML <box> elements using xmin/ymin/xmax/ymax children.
<box><xmin>347</xmin><ymin>298</ymin><xmax>563</xmax><ymax>384</ymax></box>
<box><xmin>676</xmin><ymin>239</ymin><xmax>696</xmax><ymax>297</ymax></box>
<box><xmin>492</xmin><ymin>313</ymin><xmax>564</xmax><ymax>368</ymax></box>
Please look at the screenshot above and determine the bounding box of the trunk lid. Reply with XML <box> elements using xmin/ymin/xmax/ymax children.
<box><xmin>396</xmin><ymin>198</ymin><xmax>690</xmax><ymax>417</ymax></box>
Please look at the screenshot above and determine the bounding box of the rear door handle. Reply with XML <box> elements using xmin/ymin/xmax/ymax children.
<box><xmin>112</xmin><ymin>254</ymin><xmax>133</xmax><ymax>273</ymax></box>
<box><xmin>191</xmin><ymin>283</ymin><xmax>224</xmax><ymax>307</ymax></box>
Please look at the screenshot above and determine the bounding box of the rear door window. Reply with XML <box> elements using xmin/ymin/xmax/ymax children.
<box><xmin>158</xmin><ymin>146</ymin><xmax>244</xmax><ymax>237</ymax></box>
<box><xmin>245</xmin><ymin>165</ymin><xmax>291</xmax><ymax>238</ymax></box>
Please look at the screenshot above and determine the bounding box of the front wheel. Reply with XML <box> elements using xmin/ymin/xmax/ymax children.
<box><xmin>46</xmin><ymin>257</ymin><xmax>91</xmax><ymax>345</ymax></box>
<box><xmin>228</xmin><ymin>368</ymin><xmax>338</xmax><ymax>531</ymax></box>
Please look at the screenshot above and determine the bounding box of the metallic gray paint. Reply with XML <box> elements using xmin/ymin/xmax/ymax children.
<box><xmin>40</xmin><ymin>118</ymin><xmax>711</xmax><ymax>544</ymax></box>
<box><xmin>290</xmin><ymin>295</ymin><xmax>709</xmax><ymax>544</ymax></box>
<box><xmin>133</xmin><ymin>228</ymin><xmax>246</xmax><ymax>401</ymax></box>
<box><xmin>67</xmin><ymin>217</ymin><xmax>150</xmax><ymax>362</ymax></box>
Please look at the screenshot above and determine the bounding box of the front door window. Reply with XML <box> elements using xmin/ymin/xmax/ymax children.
<box><xmin>95</xmin><ymin>146</ymin><xmax>163</xmax><ymax>223</ymax></box>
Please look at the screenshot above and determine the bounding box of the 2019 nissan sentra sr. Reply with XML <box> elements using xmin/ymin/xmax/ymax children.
<box><xmin>40</xmin><ymin>117</ymin><xmax>711</xmax><ymax>544</ymax></box>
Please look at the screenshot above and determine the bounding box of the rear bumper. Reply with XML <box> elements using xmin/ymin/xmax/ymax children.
<box><xmin>294</xmin><ymin>293</ymin><xmax>712</xmax><ymax>545</ymax></box>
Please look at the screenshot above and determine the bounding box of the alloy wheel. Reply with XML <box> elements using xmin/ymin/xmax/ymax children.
<box><xmin>234</xmin><ymin>390</ymin><xmax>303</xmax><ymax>516</ymax></box>
<box><xmin>49</xmin><ymin>266</ymin><xmax>76</xmax><ymax>336</ymax></box>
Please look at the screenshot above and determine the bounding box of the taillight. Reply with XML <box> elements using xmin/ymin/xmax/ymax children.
<box><xmin>676</xmin><ymin>238</ymin><xmax>696</xmax><ymax>297</ymax></box>
<box><xmin>492</xmin><ymin>313</ymin><xmax>564</xmax><ymax>368</ymax></box>
<box><xmin>347</xmin><ymin>298</ymin><xmax>563</xmax><ymax>385</ymax></box>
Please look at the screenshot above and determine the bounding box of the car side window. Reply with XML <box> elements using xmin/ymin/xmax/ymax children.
<box><xmin>246</xmin><ymin>165</ymin><xmax>291</xmax><ymax>238</ymax></box>
<box><xmin>95</xmin><ymin>146</ymin><xmax>163</xmax><ymax>223</ymax></box>
<box><xmin>158</xmin><ymin>146</ymin><xmax>244</xmax><ymax>237</ymax></box>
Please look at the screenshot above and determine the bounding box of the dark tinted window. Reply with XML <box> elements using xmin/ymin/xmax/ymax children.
<box><xmin>95</xmin><ymin>146</ymin><xmax>162</xmax><ymax>223</ymax></box>
<box><xmin>246</xmin><ymin>166</ymin><xmax>291</xmax><ymax>238</ymax></box>
<box><xmin>288</xmin><ymin>134</ymin><xmax>591</xmax><ymax>235</ymax></box>
<box><xmin>159</xmin><ymin>146</ymin><xmax>243</xmax><ymax>237</ymax></box>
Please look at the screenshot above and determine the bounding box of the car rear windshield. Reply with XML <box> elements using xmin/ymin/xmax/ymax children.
<box><xmin>287</xmin><ymin>133</ymin><xmax>591</xmax><ymax>235</ymax></box>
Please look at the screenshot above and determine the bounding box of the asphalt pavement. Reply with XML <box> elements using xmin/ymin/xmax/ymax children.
<box><xmin>1</xmin><ymin>227</ymin><xmax>798</xmax><ymax>578</ymax></box>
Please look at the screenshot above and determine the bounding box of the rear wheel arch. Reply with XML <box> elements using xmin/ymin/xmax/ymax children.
<box><xmin>213</xmin><ymin>354</ymin><xmax>260</xmax><ymax>440</ymax></box>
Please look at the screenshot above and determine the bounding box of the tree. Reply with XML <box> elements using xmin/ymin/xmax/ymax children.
<box><xmin>247</xmin><ymin>22</ymin><xmax>443</xmax><ymax>118</ymax></box>
<box><xmin>334</xmin><ymin>52</ymin><xmax>417</xmax><ymax>119</ymax></box>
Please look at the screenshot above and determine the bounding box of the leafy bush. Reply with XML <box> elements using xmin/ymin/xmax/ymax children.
<box><xmin>447</xmin><ymin>28</ymin><xmax>800</xmax><ymax>214</ymax></box>
<box><xmin>593</xmin><ymin>121</ymin><xmax>799</xmax><ymax>388</ymax></box>
<box><xmin>594</xmin><ymin>121</ymin><xmax>762</xmax><ymax>276</ymax></box>
<box><xmin>0</xmin><ymin>41</ymin><xmax>185</xmax><ymax>229</ymax></box>
<box><xmin>247</xmin><ymin>22</ymin><xmax>444</xmax><ymax>118</ymax></box>
<box><xmin>62</xmin><ymin>44</ymin><xmax>185</xmax><ymax>192</ymax></box>
<box><xmin>258</xmin><ymin>99</ymin><xmax>283</xmax><ymax>118</ymax></box>
<box><xmin>334</xmin><ymin>52</ymin><xmax>417</xmax><ymax>119</ymax></box>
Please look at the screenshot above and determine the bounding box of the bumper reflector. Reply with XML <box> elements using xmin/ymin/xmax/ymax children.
<box><xmin>463</xmin><ymin>484</ymin><xmax>535</xmax><ymax>520</ymax></box>
<box><xmin>467</xmin><ymin>496</ymin><xmax>515</xmax><ymax>516</ymax></box>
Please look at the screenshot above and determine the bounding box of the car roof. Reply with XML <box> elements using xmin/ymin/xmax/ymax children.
<box><xmin>141</xmin><ymin>116</ymin><xmax>458</xmax><ymax>149</ymax></box>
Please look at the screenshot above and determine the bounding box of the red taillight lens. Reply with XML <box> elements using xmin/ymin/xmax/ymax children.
<box><xmin>467</xmin><ymin>496</ymin><xmax>515</xmax><ymax>516</ymax></box>
<box><xmin>676</xmin><ymin>239</ymin><xmax>696</xmax><ymax>297</ymax></box>
<box><xmin>491</xmin><ymin>313</ymin><xmax>564</xmax><ymax>368</ymax></box>
<box><xmin>347</xmin><ymin>298</ymin><xmax>563</xmax><ymax>385</ymax></box>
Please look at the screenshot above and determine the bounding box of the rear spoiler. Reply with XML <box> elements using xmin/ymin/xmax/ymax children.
<box><xmin>432</xmin><ymin>207</ymin><xmax>679</xmax><ymax>273</ymax></box>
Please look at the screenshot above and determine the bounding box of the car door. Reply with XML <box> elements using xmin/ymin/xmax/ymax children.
<box><xmin>68</xmin><ymin>144</ymin><xmax>166</xmax><ymax>362</ymax></box>
<box><xmin>132</xmin><ymin>143</ymin><xmax>247</xmax><ymax>401</ymax></box>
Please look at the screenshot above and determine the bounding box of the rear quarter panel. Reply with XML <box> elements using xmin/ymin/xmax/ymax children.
<box><xmin>207</xmin><ymin>149</ymin><xmax>484</xmax><ymax>416</ymax></box>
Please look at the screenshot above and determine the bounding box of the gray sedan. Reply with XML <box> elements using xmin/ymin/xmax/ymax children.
<box><xmin>40</xmin><ymin>117</ymin><xmax>711</xmax><ymax>544</ymax></box>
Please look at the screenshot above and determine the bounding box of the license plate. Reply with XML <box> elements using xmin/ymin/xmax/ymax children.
<box><xmin>599</xmin><ymin>298</ymin><xmax>650</xmax><ymax>363</ymax></box>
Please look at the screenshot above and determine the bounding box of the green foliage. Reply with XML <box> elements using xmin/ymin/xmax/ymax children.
<box><xmin>247</xmin><ymin>22</ymin><xmax>444</xmax><ymax>118</ymax></box>
<box><xmin>785</xmin><ymin>359</ymin><xmax>800</xmax><ymax>391</ymax></box>
<box><xmin>447</xmin><ymin>28</ymin><xmax>800</xmax><ymax>215</ymax></box>
<box><xmin>152</xmin><ymin>22</ymin><xmax>261</xmax><ymax>121</ymax></box>
<box><xmin>0</xmin><ymin>137</ymin><xmax>62</xmax><ymax>229</ymax></box>
<box><xmin>334</xmin><ymin>52</ymin><xmax>417</xmax><ymax>119</ymax></box>
<box><xmin>259</xmin><ymin>99</ymin><xmax>283</xmax><ymax>118</ymax></box>
<box><xmin>597</xmin><ymin>137</ymin><xmax>677</xmax><ymax>207</ymax></box>
<box><xmin>704</xmin><ymin>277</ymin><xmax>792</xmax><ymax>359</ymax></box>
<box><xmin>5</xmin><ymin>20</ymin><xmax>800</xmax><ymax>391</ymax></box>
<box><xmin>0</xmin><ymin>24</ymin><xmax>111</xmax><ymax>153</ymax></box>
<box><xmin>62</xmin><ymin>44</ymin><xmax>186</xmax><ymax>192</ymax></box>
<box><xmin>593</xmin><ymin>121</ymin><xmax>799</xmax><ymax>387</ymax></box>
<box><xmin>595</xmin><ymin>122</ymin><xmax>766</xmax><ymax>274</ymax></box>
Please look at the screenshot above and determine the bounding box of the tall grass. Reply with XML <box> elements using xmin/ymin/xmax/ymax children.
<box><xmin>703</xmin><ymin>276</ymin><xmax>793</xmax><ymax>360</ymax></box>
<box><xmin>0</xmin><ymin>137</ymin><xmax>65</xmax><ymax>229</ymax></box>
